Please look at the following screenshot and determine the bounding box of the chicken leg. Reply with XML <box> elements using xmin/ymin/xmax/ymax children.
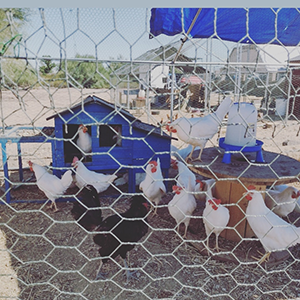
<box><xmin>196</xmin><ymin>147</ymin><xmax>204</xmax><ymax>162</ymax></box>
<box><xmin>95</xmin><ymin>260</ymin><xmax>109</xmax><ymax>280</ymax></box>
<box><xmin>123</xmin><ymin>258</ymin><xmax>139</xmax><ymax>283</ymax></box>
<box><xmin>187</xmin><ymin>146</ymin><xmax>196</xmax><ymax>161</ymax></box>
<box><xmin>49</xmin><ymin>201</ymin><xmax>59</xmax><ymax>212</ymax></box>
<box><xmin>215</xmin><ymin>234</ymin><xmax>220</xmax><ymax>252</ymax></box>
<box><xmin>252</xmin><ymin>251</ymin><xmax>271</xmax><ymax>264</ymax></box>
<box><xmin>187</xmin><ymin>145</ymin><xmax>203</xmax><ymax>162</ymax></box>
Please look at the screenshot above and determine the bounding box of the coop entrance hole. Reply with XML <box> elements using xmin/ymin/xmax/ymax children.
<box><xmin>63</xmin><ymin>124</ymin><xmax>92</xmax><ymax>163</ymax></box>
<box><xmin>99</xmin><ymin>125</ymin><xmax>122</xmax><ymax>147</ymax></box>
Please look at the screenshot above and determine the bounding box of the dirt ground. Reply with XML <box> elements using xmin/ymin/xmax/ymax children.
<box><xmin>1</xmin><ymin>169</ymin><xmax>300</xmax><ymax>299</ymax></box>
<box><xmin>1</xmin><ymin>88</ymin><xmax>300</xmax><ymax>299</ymax></box>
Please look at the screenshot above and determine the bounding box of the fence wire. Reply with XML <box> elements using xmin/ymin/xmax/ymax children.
<box><xmin>0</xmin><ymin>7</ymin><xmax>300</xmax><ymax>300</ymax></box>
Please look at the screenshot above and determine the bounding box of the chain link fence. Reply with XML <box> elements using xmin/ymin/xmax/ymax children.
<box><xmin>0</xmin><ymin>7</ymin><xmax>300</xmax><ymax>299</ymax></box>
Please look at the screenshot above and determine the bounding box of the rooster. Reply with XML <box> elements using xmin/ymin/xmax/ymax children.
<box><xmin>71</xmin><ymin>184</ymin><xmax>102</xmax><ymax>231</ymax></box>
<box><xmin>194</xmin><ymin>178</ymin><xmax>216</xmax><ymax>202</ymax></box>
<box><xmin>72</xmin><ymin>156</ymin><xmax>117</xmax><ymax>193</ymax></box>
<box><xmin>28</xmin><ymin>161</ymin><xmax>73</xmax><ymax>212</ymax></box>
<box><xmin>203</xmin><ymin>198</ymin><xmax>230</xmax><ymax>253</ymax></box>
<box><xmin>93</xmin><ymin>195</ymin><xmax>149</xmax><ymax>282</ymax></box>
<box><xmin>245</xmin><ymin>186</ymin><xmax>300</xmax><ymax>263</ymax></box>
<box><xmin>139</xmin><ymin>158</ymin><xmax>166</xmax><ymax>215</ymax></box>
<box><xmin>171</xmin><ymin>159</ymin><xmax>196</xmax><ymax>191</ymax></box>
<box><xmin>168</xmin><ymin>182</ymin><xmax>197</xmax><ymax>238</ymax></box>
<box><xmin>166</xmin><ymin>96</ymin><xmax>232</xmax><ymax>161</ymax></box>
<box><xmin>265</xmin><ymin>186</ymin><xmax>300</xmax><ymax>219</ymax></box>
<box><xmin>76</xmin><ymin>124</ymin><xmax>92</xmax><ymax>155</ymax></box>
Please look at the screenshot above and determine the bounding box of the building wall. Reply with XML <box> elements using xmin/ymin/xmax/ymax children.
<box><xmin>139</xmin><ymin>64</ymin><xmax>170</xmax><ymax>89</ymax></box>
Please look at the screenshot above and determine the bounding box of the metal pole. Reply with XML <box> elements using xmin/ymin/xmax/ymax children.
<box><xmin>127</xmin><ymin>74</ymin><xmax>130</xmax><ymax>109</ymax></box>
<box><xmin>264</xmin><ymin>72</ymin><xmax>270</xmax><ymax>112</ymax></box>
<box><xmin>1</xmin><ymin>142</ymin><xmax>11</xmax><ymax>203</ymax></box>
<box><xmin>170</xmin><ymin>65</ymin><xmax>175</xmax><ymax>120</ymax></box>
<box><xmin>285</xmin><ymin>69</ymin><xmax>292</xmax><ymax>123</ymax></box>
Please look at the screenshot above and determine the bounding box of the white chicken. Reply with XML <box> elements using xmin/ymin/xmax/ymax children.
<box><xmin>76</xmin><ymin>124</ymin><xmax>92</xmax><ymax>154</ymax></box>
<box><xmin>139</xmin><ymin>158</ymin><xmax>166</xmax><ymax>215</ymax></box>
<box><xmin>171</xmin><ymin>159</ymin><xmax>196</xmax><ymax>191</ymax></box>
<box><xmin>166</xmin><ymin>96</ymin><xmax>232</xmax><ymax>161</ymax></box>
<box><xmin>168</xmin><ymin>182</ymin><xmax>197</xmax><ymax>238</ymax></box>
<box><xmin>111</xmin><ymin>125</ymin><xmax>122</xmax><ymax>146</ymax></box>
<box><xmin>72</xmin><ymin>156</ymin><xmax>117</xmax><ymax>193</ymax></box>
<box><xmin>265</xmin><ymin>186</ymin><xmax>300</xmax><ymax>218</ymax></box>
<box><xmin>194</xmin><ymin>178</ymin><xmax>216</xmax><ymax>202</ymax></box>
<box><xmin>272</xmin><ymin>184</ymin><xmax>300</xmax><ymax>214</ymax></box>
<box><xmin>203</xmin><ymin>197</ymin><xmax>230</xmax><ymax>252</ymax></box>
<box><xmin>114</xmin><ymin>172</ymin><xmax>146</xmax><ymax>187</ymax></box>
<box><xmin>28</xmin><ymin>161</ymin><xmax>73</xmax><ymax>212</ymax></box>
<box><xmin>245</xmin><ymin>186</ymin><xmax>300</xmax><ymax>263</ymax></box>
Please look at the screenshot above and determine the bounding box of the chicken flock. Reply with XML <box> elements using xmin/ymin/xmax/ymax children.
<box><xmin>26</xmin><ymin>96</ymin><xmax>300</xmax><ymax>282</ymax></box>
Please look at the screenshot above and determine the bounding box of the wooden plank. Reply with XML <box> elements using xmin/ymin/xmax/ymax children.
<box><xmin>214</xmin><ymin>181</ymin><xmax>266</xmax><ymax>241</ymax></box>
<box><xmin>217</xmin><ymin>181</ymin><xmax>248</xmax><ymax>241</ymax></box>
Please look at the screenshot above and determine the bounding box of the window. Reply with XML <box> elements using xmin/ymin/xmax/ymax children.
<box><xmin>99</xmin><ymin>125</ymin><xmax>122</xmax><ymax>147</ymax></box>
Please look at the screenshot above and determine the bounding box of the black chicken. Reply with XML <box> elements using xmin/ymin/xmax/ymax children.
<box><xmin>93</xmin><ymin>195</ymin><xmax>150</xmax><ymax>282</ymax></box>
<box><xmin>71</xmin><ymin>185</ymin><xmax>102</xmax><ymax>231</ymax></box>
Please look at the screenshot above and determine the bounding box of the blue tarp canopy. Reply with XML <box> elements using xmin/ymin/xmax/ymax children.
<box><xmin>150</xmin><ymin>8</ymin><xmax>300</xmax><ymax>46</ymax></box>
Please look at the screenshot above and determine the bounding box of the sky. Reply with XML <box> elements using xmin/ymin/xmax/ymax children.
<box><xmin>2</xmin><ymin>4</ymin><xmax>300</xmax><ymax>69</ymax></box>
<box><xmin>16</xmin><ymin>7</ymin><xmax>230</xmax><ymax>63</ymax></box>
<box><xmin>4</xmin><ymin>0</ymin><xmax>296</xmax><ymax>7</ymax></box>
<box><xmin>22</xmin><ymin>8</ymin><xmax>163</xmax><ymax>61</ymax></box>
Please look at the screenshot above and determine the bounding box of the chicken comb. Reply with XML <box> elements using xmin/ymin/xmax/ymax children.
<box><xmin>172</xmin><ymin>185</ymin><xmax>178</xmax><ymax>192</ymax></box>
<box><xmin>213</xmin><ymin>198</ymin><xmax>222</xmax><ymax>205</ymax></box>
<box><xmin>247</xmin><ymin>185</ymin><xmax>256</xmax><ymax>190</ymax></box>
<box><xmin>196</xmin><ymin>179</ymin><xmax>204</xmax><ymax>188</ymax></box>
<box><xmin>149</xmin><ymin>160</ymin><xmax>158</xmax><ymax>166</ymax></box>
<box><xmin>72</xmin><ymin>156</ymin><xmax>79</xmax><ymax>163</ymax></box>
<box><xmin>208</xmin><ymin>199</ymin><xmax>219</xmax><ymax>210</ymax></box>
<box><xmin>172</xmin><ymin>185</ymin><xmax>182</xmax><ymax>194</ymax></box>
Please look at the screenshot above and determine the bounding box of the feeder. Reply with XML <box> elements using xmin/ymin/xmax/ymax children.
<box><xmin>220</xmin><ymin>102</ymin><xmax>264</xmax><ymax>164</ymax></box>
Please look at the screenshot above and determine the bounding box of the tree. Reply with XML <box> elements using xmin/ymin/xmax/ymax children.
<box><xmin>60</xmin><ymin>54</ymin><xmax>111</xmax><ymax>88</ymax></box>
<box><xmin>40</xmin><ymin>56</ymin><xmax>56</xmax><ymax>75</ymax></box>
<box><xmin>0</xmin><ymin>9</ymin><xmax>30</xmax><ymax>41</ymax></box>
<box><xmin>0</xmin><ymin>9</ymin><xmax>37</xmax><ymax>89</ymax></box>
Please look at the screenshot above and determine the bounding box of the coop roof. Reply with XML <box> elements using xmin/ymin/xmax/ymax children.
<box><xmin>46</xmin><ymin>95</ymin><xmax>176</xmax><ymax>140</ymax></box>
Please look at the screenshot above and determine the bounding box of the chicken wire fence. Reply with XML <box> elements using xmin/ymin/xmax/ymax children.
<box><xmin>0</xmin><ymin>7</ymin><xmax>300</xmax><ymax>300</ymax></box>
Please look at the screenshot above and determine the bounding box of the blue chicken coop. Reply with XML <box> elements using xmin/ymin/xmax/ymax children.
<box><xmin>46</xmin><ymin>95</ymin><xmax>174</xmax><ymax>192</ymax></box>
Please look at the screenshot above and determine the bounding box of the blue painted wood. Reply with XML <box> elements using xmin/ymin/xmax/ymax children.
<box><xmin>49</xmin><ymin>96</ymin><xmax>173</xmax><ymax>193</ymax></box>
<box><xmin>0</xmin><ymin>127</ymin><xmax>54</xmax><ymax>202</ymax></box>
<box><xmin>1</xmin><ymin>142</ymin><xmax>10</xmax><ymax>203</ymax></box>
<box><xmin>17</xmin><ymin>143</ymin><xmax>23</xmax><ymax>182</ymax></box>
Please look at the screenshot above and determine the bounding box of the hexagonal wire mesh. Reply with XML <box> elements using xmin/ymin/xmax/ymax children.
<box><xmin>0</xmin><ymin>7</ymin><xmax>300</xmax><ymax>300</ymax></box>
